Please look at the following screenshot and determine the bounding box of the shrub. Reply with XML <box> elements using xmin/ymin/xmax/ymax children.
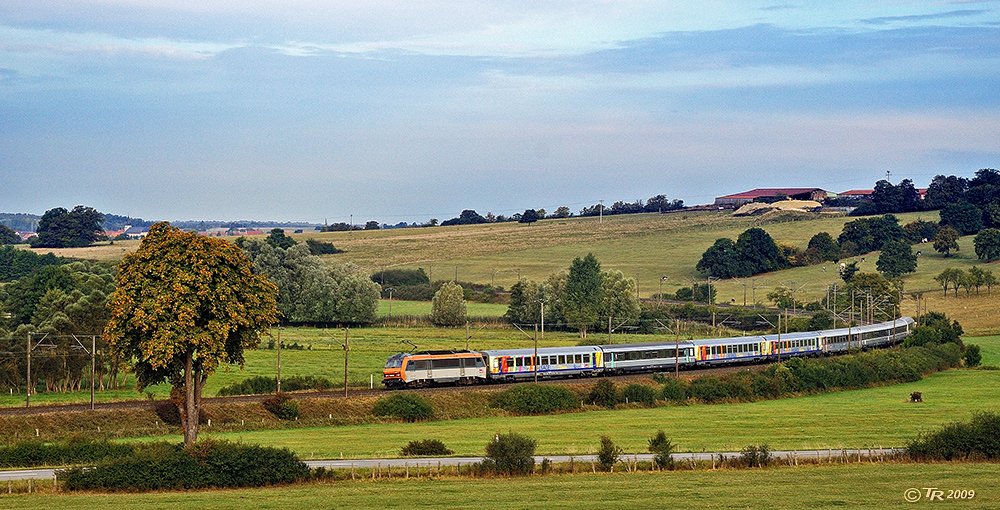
<box><xmin>660</xmin><ymin>378</ymin><xmax>688</xmax><ymax>402</ymax></box>
<box><xmin>907</xmin><ymin>411</ymin><xmax>1000</xmax><ymax>461</ymax></box>
<box><xmin>400</xmin><ymin>439</ymin><xmax>453</xmax><ymax>457</ymax></box>
<box><xmin>372</xmin><ymin>393</ymin><xmax>434</xmax><ymax>422</ymax></box>
<box><xmin>491</xmin><ymin>384</ymin><xmax>580</xmax><ymax>414</ymax></box>
<box><xmin>735</xmin><ymin>444</ymin><xmax>771</xmax><ymax>468</ymax></box>
<box><xmin>59</xmin><ymin>440</ymin><xmax>309</xmax><ymax>491</ymax></box>
<box><xmin>217</xmin><ymin>375</ymin><xmax>336</xmax><ymax>396</ymax></box>
<box><xmin>588</xmin><ymin>379</ymin><xmax>619</xmax><ymax>407</ymax></box>
<box><xmin>481</xmin><ymin>432</ymin><xmax>536</xmax><ymax>476</ymax></box>
<box><xmin>622</xmin><ymin>383</ymin><xmax>657</xmax><ymax>406</ymax></box>
<box><xmin>0</xmin><ymin>437</ymin><xmax>135</xmax><ymax>468</ymax></box>
<box><xmin>648</xmin><ymin>430</ymin><xmax>676</xmax><ymax>469</ymax></box>
<box><xmin>262</xmin><ymin>392</ymin><xmax>300</xmax><ymax>420</ymax></box>
<box><xmin>964</xmin><ymin>344</ymin><xmax>982</xmax><ymax>367</ymax></box>
<box><xmin>597</xmin><ymin>436</ymin><xmax>621</xmax><ymax>472</ymax></box>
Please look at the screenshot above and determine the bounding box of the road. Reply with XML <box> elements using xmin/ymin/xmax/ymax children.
<box><xmin>0</xmin><ymin>448</ymin><xmax>904</xmax><ymax>480</ymax></box>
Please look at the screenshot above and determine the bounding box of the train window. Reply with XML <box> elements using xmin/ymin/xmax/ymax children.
<box><xmin>558</xmin><ymin>355</ymin><xmax>566</xmax><ymax>364</ymax></box>
<box><xmin>414</xmin><ymin>360</ymin><xmax>429</xmax><ymax>370</ymax></box>
<box><xmin>605</xmin><ymin>353</ymin><xmax>613</xmax><ymax>363</ymax></box>
<box><xmin>476</xmin><ymin>358</ymin><xmax>486</xmax><ymax>368</ymax></box>
<box><xmin>583</xmin><ymin>354</ymin><xmax>590</xmax><ymax>364</ymax></box>
<box><xmin>575</xmin><ymin>354</ymin><xmax>582</xmax><ymax>363</ymax></box>
<box><xmin>405</xmin><ymin>361</ymin><xmax>415</xmax><ymax>370</ymax></box>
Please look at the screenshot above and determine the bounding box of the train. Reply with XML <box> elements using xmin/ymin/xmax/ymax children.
<box><xmin>381</xmin><ymin>316</ymin><xmax>916</xmax><ymax>389</ymax></box>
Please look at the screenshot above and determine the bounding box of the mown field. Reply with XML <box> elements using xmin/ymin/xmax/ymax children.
<box><xmin>128</xmin><ymin>367</ymin><xmax>1000</xmax><ymax>458</ymax></box>
<box><xmin>3</xmin><ymin>463</ymin><xmax>997</xmax><ymax>509</ymax></box>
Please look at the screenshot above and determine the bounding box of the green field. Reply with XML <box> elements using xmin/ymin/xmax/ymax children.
<box><xmin>378</xmin><ymin>300</ymin><xmax>507</xmax><ymax>317</ymax></box>
<box><xmin>118</xmin><ymin>368</ymin><xmax>999</xmax><ymax>459</ymax></box>
<box><xmin>3</xmin><ymin>463</ymin><xmax>997</xmax><ymax>509</ymax></box>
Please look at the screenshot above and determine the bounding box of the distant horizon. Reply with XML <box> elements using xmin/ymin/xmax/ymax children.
<box><xmin>1</xmin><ymin>172</ymin><xmax>992</xmax><ymax>229</ymax></box>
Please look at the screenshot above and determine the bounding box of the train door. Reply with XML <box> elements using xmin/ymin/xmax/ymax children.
<box><xmin>459</xmin><ymin>357</ymin><xmax>467</xmax><ymax>378</ymax></box>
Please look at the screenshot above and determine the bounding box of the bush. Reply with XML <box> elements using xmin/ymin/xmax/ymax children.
<box><xmin>735</xmin><ymin>444</ymin><xmax>772</xmax><ymax>468</ymax></box>
<box><xmin>597</xmin><ymin>436</ymin><xmax>622</xmax><ymax>472</ymax></box>
<box><xmin>0</xmin><ymin>437</ymin><xmax>135</xmax><ymax>468</ymax></box>
<box><xmin>217</xmin><ymin>375</ymin><xmax>336</xmax><ymax>396</ymax></box>
<box><xmin>372</xmin><ymin>393</ymin><xmax>434</xmax><ymax>422</ymax></box>
<box><xmin>400</xmin><ymin>439</ymin><xmax>453</xmax><ymax>457</ymax></box>
<box><xmin>622</xmin><ymin>383</ymin><xmax>657</xmax><ymax>406</ymax></box>
<box><xmin>964</xmin><ymin>344</ymin><xmax>982</xmax><ymax>367</ymax></box>
<box><xmin>588</xmin><ymin>379</ymin><xmax>619</xmax><ymax>407</ymax></box>
<box><xmin>660</xmin><ymin>378</ymin><xmax>688</xmax><ymax>402</ymax></box>
<box><xmin>491</xmin><ymin>384</ymin><xmax>580</xmax><ymax>414</ymax></box>
<box><xmin>262</xmin><ymin>392</ymin><xmax>300</xmax><ymax>420</ymax></box>
<box><xmin>907</xmin><ymin>411</ymin><xmax>1000</xmax><ymax>461</ymax></box>
<box><xmin>59</xmin><ymin>440</ymin><xmax>310</xmax><ymax>491</ymax></box>
<box><xmin>648</xmin><ymin>430</ymin><xmax>676</xmax><ymax>469</ymax></box>
<box><xmin>481</xmin><ymin>432</ymin><xmax>536</xmax><ymax>476</ymax></box>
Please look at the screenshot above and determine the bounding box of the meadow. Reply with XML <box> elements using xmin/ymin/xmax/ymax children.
<box><xmin>2</xmin><ymin>462</ymin><xmax>996</xmax><ymax>509</ymax></box>
<box><xmin>130</xmin><ymin>367</ymin><xmax>1000</xmax><ymax>459</ymax></box>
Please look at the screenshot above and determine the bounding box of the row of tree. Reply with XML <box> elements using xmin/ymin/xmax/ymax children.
<box><xmin>505</xmin><ymin>254</ymin><xmax>640</xmax><ymax>337</ymax></box>
<box><xmin>934</xmin><ymin>267</ymin><xmax>998</xmax><ymax>297</ymax></box>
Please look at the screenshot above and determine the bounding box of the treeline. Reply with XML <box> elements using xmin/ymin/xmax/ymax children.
<box><xmin>0</xmin><ymin>245</ymin><xmax>67</xmax><ymax>282</ymax></box>
<box><xmin>235</xmin><ymin>235</ymin><xmax>380</xmax><ymax>325</ymax></box>
<box><xmin>850</xmin><ymin>168</ymin><xmax>1000</xmax><ymax>217</ymax></box>
<box><xmin>437</xmin><ymin>194</ymin><xmax>685</xmax><ymax>226</ymax></box>
<box><xmin>0</xmin><ymin>261</ymin><xmax>125</xmax><ymax>394</ymax></box>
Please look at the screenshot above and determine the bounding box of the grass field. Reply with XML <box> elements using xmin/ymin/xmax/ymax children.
<box><xmin>3</xmin><ymin>463</ymin><xmax>997</xmax><ymax>509</ymax></box>
<box><xmin>378</xmin><ymin>300</ymin><xmax>507</xmax><ymax>317</ymax></box>
<box><xmin>122</xmin><ymin>368</ymin><xmax>1000</xmax><ymax>459</ymax></box>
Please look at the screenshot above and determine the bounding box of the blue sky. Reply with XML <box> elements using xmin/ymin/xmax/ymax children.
<box><xmin>2</xmin><ymin>1</ymin><xmax>998</xmax><ymax>224</ymax></box>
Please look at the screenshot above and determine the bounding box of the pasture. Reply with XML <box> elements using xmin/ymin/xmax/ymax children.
<box><xmin>2</xmin><ymin>463</ymin><xmax>996</xmax><ymax>509</ymax></box>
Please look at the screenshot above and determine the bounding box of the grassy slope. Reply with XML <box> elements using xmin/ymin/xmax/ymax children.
<box><xmin>4</xmin><ymin>463</ymin><xmax>998</xmax><ymax>510</ymax></box>
<box><xmin>27</xmin><ymin>209</ymin><xmax>1000</xmax><ymax>331</ymax></box>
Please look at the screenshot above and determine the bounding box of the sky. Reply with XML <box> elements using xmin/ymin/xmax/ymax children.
<box><xmin>2</xmin><ymin>1</ymin><xmax>999</xmax><ymax>224</ymax></box>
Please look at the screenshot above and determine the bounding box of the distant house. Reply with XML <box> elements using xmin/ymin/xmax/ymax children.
<box><xmin>714</xmin><ymin>188</ymin><xmax>828</xmax><ymax>207</ymax></box>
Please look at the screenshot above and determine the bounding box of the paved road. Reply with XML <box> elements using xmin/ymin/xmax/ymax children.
<box><xmin>1</xmin><ymin>448</ymin><xmax>904</xmax><ymax>481</ymax></box>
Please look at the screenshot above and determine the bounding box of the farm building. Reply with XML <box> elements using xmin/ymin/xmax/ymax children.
<box><xmin>714</xmin><ymin>188</ymin><xmax>828</xmax><ymax>207</ymax></box>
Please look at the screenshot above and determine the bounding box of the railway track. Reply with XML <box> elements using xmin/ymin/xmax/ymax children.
<box><xmin>0</xmin><ymin>362</ymin><xmax>770</xmax><ymax>417</ymax></box>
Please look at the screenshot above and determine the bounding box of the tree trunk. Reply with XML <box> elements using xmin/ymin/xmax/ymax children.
<box><xmin>182</xmin><ymin>348</ymin><xmax>200</xmax><ymax>446</ymax></box>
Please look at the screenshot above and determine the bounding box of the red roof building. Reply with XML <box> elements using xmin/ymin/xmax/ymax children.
<box><xmin>714</xmin><ymin>188</ymin><xmax>828</xmax><ymax>206</ymax></box>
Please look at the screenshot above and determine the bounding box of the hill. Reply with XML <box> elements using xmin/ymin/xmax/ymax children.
<box><xmin>27</xmin><ymin>209</ymin><xmax>1000</xmax><ymax>332</ymax></box>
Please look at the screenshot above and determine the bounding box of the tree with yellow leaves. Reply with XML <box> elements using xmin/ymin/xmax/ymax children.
<box><xmin>105</xmin><ymin>223</ymin><xmax>278</xmax><ymax>445</ymax></box>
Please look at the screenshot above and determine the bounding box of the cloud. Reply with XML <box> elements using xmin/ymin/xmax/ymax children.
<box><xmin>859</xmin><ymin>9</ymin><xmax>988</xmax><ymax>26</ymax></box>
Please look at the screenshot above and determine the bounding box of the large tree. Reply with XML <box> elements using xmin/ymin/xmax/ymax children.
<box><xmin>736</xmin><ymin>228</ymin><xmax>787</xmax><ymax>275</ymax></box>
<box><xmin>696</xmin><ymin>238</ymin><xmax>746</xmax><ymax>278</ymax></box>
<box><xmin>33</xmin><ymin>206</ymin><xmax>105</xmax><ymax>248</ymax></box>
<box><xmin>876</xmin><ymin>240</ymin><xmax>917</xmax><ymax>278</ymax></box>
<box><xmin>564</xmin><ymin>253</ymin><xmax>603</xmax><ymax>337</ymax></box>
<box><xmin>238</xmin><ymin>239</ymin><xmax>380</xmax><ymax>324</ymax></box>
<box><xmin>939</xmin><ymin>201</ymin><xmax>983</xmax><ymax>235</ymax></box>
<box><xmin>430</xmin><ymin>281</ymin><xmax>467</xmax><ymax>326</ymax></box>
<box><xmin>105</xmin><ymin>223</ymin><xmax>278</xmax><ymax>445</ymax></box>
<box><xmin>974</xmin><ymin>228</ymin><xmax>1000</xmax><ymax>262</ymax></box>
